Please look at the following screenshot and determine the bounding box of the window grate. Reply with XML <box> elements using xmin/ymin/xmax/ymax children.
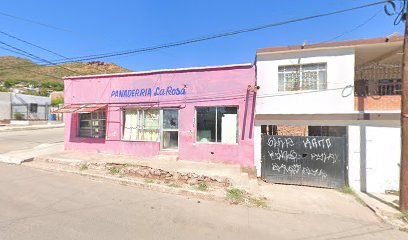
<box><xmin>278</xmin><ymin>63</ymin><xmax>327</xmax><ymax>91</ymax></box>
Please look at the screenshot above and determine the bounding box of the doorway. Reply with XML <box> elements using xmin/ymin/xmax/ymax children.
<box><xmin>161</xmin><ymin>109</ymin><xmax>179</xmax><ymax>150</ymax></box>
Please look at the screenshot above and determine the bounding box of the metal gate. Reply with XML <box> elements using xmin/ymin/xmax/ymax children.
<box><xmin>261</xmin><ymin>135</ymin><xmax>346</xmax><ymax>188</ymax></box>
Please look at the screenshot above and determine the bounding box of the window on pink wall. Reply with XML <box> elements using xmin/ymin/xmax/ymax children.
<box><xmin>122</xmin><ymin>109</ymin><xmax>160</xmax><ymax>142</ymax></box>
<box><xmin>78</xmin><ymin>110</ymin><xmax>106</xmax><ymax>138</ymax></box>
<box><xmin>196</xmin><ymin>107</ymin><xmax>238</xmax><ymax>144</ymax></box>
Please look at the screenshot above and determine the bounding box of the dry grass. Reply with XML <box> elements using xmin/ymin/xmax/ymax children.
<box><xmin>401</xmin><ymin>211</ymin><xmax>408</xmax><ymax>223</ymax></box>
<box><xmin>79</xmin><ymin>164</ymin><xmax>88</xmax><ymax>171</ymax></box>
<box><xmin>226</xmin><ymin>188</ymin><xmax>268</xmax><ymax>208</ymax></box>
<box><xmin>338</xmin><ymin>186</ymin><xmax>366</xmax><ymax>206</ymax></box>
<box><xmin>196</xmin><ymin>183</ymin><xmax>208</xmax><ymax>191</ymax></box>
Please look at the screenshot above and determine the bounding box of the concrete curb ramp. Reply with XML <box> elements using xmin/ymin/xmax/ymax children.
<box><xmin>0</xmin><ymin>143</ymin><xmax>64</xmax><ymax>165</ymax></box>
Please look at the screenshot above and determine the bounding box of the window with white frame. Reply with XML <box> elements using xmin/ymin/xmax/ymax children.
<box><xmin>122</xmin><ymin>109</ymin><xmax>160</xmax><ymax>141</ymax></box>
<box><xmin>278</xmin><ymin>63</ymin><xmax>327</xmax><ymax>91</ymax></box>
<box><xmin>196</xmin><ymin>107</ymin><xmax>238</xmax><ymax>144</ymax></box>
<box><xmin>78</xmin><ymin>110</ymin><xmax>106</xmax><ymax>138</ymax></box>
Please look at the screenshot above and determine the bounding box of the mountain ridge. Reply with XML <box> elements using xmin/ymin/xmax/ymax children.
<box><xmin>0</xmin><ymin>56</ymin><xmax>132</xmax><ymax>83</ymax></box>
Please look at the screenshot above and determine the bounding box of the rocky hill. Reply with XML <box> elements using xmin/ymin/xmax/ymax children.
<box><xmin>0</xmin><ymin>56</ymin><xmax>132</xmax><ymax>96</ymax></box>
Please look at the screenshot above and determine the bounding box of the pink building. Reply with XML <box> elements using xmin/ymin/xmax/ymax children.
<box><xmin>57</xmin><ymin>64</ymin><xmax>256</xmax><ymax>166</ymax></box>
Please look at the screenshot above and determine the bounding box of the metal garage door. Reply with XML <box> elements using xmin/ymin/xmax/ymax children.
<box><xmin>261</xmin><ymin>135</ymin><xmax>346</xmax><ymax>188</ymax></box>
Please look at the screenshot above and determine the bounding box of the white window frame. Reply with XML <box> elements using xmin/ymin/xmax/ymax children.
<box><xmin>195</xmin><ymin>106</ymin><xmax>239</xmax><ymax>144</ymax></box>
<box><xmin>160</xmin><ymin>108</ymin><xmax>180</xmax><ymax>150</ymax></box>
<box><xmin>278</xmin><ymin>63</ymin><xmax>327</xmax><ymax>92</ymax></box>
<box><xmin>121</xmin><ymin>108</ymin><xmax>160</xmax><ymax>142</ymax></box>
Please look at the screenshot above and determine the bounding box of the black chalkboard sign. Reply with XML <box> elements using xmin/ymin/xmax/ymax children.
<box><xmin>261</xmin><ymin>135</ymin><xmax>346</xmax><ymax>188</ymax></box>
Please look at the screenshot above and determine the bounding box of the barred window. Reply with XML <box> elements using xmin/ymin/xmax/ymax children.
<box><xmin>78</xmin><ymin>110</ymin><xmax>106</xmax><ymax>138</ymax></box>
<box><xmin>278</xmin><ymin>63</ymin><xmax>327</xmax><ymax>91</ymax></box>
<box><xmin>122</xmin><ymin>109</ymin><xmax>160</xmax><ymax>141</ymax></box>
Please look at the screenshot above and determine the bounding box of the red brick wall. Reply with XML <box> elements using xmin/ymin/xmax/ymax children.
<box><xmin>354</xmin><ymin>96</ymin><xmax>401</xmax><ymax>111</ymax></box>
<box><xmin>276</xmin><ymin>126</ymin><xmax>308</xmax><ymax>136</ymax></box>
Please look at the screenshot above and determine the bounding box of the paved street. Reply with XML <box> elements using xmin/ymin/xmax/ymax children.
<box><xmin>0</xmin><ymin>164</ymin><xmax>407</xmax><ymax>240</ymax></box>
<box><xmin>0</xmin><ymin>128</ymin><xmax>63</xmax><ymax>153</ymax></box>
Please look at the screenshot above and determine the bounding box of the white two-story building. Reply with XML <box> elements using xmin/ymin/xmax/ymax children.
<box><xmin>255</xmin><ymin>36</ymin><xmax>402</xmax><ymax>193</ymax></box>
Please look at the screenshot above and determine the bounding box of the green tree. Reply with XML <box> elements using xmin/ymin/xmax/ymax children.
<box><xmin>51</xmin><ymin>96</ymin><xmax>64</xmax><ymax>106</ymax></box>
<box><xmin>4</xmin><ymin>80</ymin><xmax>15</xmax><ymax>88</ymax></box>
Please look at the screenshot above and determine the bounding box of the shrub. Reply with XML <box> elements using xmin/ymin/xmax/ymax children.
<box><xmin>14</xmin><ymin>112</ymin><xmax>25</xmax><ymax>120</ymax></box>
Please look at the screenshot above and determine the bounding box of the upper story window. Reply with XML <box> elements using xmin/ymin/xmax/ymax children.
<box><xmin>278</xmin><ymin>63</ymin><xmax>327</xmax><ymax>91</ymax></box>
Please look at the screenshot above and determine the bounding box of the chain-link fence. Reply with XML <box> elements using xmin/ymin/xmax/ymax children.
<box><xmin>11</xmin><ymin>103</ymin><xmax>50</xmax><ymax>120</ymax></box>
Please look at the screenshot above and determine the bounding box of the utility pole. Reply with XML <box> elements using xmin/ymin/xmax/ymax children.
<box><xmin>401</xmin><ymin>4</ymin><xmax>408</xmax><ymax>212</ymax></box>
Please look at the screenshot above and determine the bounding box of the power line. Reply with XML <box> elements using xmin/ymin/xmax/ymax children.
<box><xmin>0</xmin><ymin>0</ymin><xmax>389</xmax><ymax>71</ymax></box>
<box><xmin>324</xmin><ymin>9</ymin><xmax>383</xmax><ymax>43</ymax></box>
<box><xmin>0</xmin><ymin>45</ymin><xmax>38</xmax><ymax>59</ymax></box>
<box><xmin>0</xmin><ymin>39</ymin><xmax>78</xmax><ymax>74</ymax></box>
<box><xmin>54</xmin><ymin>0</ymin><xmax>390</xmax><ymax>63</ymax></box>
<box><xmin>0</xmin><ymin>30</ymin><xmax>69</xmax><ymax>59</ymax></box>
<box><xmin>0</xmin><ymin>10</ymin><xmax>71</xmax><ymax>33</ymax></box>
<box><xmin>0</xmin><ymin>45</ymin><xmax>64</xmax><ymax>79</ymax></box>
<box><xmin>0</xmin><ymin>61</ymin><xmax>63</xmax><ymax>80</ymax></box>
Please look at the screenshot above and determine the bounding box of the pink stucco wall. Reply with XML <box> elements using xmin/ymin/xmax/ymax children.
<box><xmin>64</xmin><ymin>64</ymin><xmax>256</xmax><ymax>166</ymax></box>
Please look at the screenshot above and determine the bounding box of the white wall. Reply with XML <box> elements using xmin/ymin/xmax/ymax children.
<box><xmin>347</xmin><ymin>123</ymin><xmax>401</xmax><ymax>193</ymax></box>
<box><xmin>256</xmin><ymin>48</ymin><xmax>355</xmax><ymax>114</ymax></box>
<box><xmin>11</xmin><ymin>93</ymin><xmax>51</xmax><ymax>120</ymax></box>
<box><xmin>0</xmin><ymin>92</ymin><xmax>11</xmax><ymax>120</ymax></box>
<box><xmin>254</xmin><ymin>125</ymin><xmax>262</xmax><ymax>177</ymax></box>
<box><xmin>365</xmin><ymin>126</ymin><xmax>401</xmax><ymax>193</ymax></box>
<box><xmin>347</xmin><ymin>125</ymin><xmax>361</xmax><ymax>191</ymax></box>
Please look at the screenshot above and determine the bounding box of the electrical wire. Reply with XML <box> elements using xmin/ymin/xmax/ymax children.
<box><xmin>0</xmin><ymin>61</ymin><xmax>61</xmax><ymax>80</ymax></box>
<box><xmin>0</xmin><ymin>10</ymin><xmax>72</xmax><ymax>33</ymax></box>
<box><xmin>323</xmin><ymin>9</ymin><xmax>383</xmax><ymax>43</ymax></box>
<box><xmin>0</xmin><ymin>30</ymin><xmax>69</xmax><ymax>59</ymax></box>
<box><xmin>0</xmin><ymin>45</ymin><xmax>38</xmax><ymax>59</ymax></box>
<box><xmin>0</xmin><ymin>39</ymin><xmax>78</xmax><ymax>74</ymax></box>
<box><xmin>0</xmin><ymin>0</ymin><xmax>389</xmax><ymax>71</ymax></box>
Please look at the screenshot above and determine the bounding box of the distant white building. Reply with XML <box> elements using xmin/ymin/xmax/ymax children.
<box><xmin>255</xmin><ymin>36</ymin><xmax>402</xmax><ymax>193</ymax></box>
<box><xmin>0</xmin><ymin>92</ymin><xmax>51</xmax><ymax>122</ymax></box>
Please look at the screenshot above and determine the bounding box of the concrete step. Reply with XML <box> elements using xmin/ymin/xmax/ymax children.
<box><xmin>156</xmin><ymin>154</ymin><xmax>179</xmax><ymax>161</ymax></box>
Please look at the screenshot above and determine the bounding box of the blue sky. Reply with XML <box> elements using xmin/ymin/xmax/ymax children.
<box><xmin>0</xmin><ymin>0</ymin><xmax>404</xmax><ymax>72</ymax></box>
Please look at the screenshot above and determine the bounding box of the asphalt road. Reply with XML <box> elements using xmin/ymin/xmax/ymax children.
<box><xmin>0</xmin><ymin>164</ymin><xmax>407</xmax><ymax>240</ymax></box>
<box><xmin>0</xmin><ymin>128</ymin><xmax>64</xmax><ymax>153</ymax></box>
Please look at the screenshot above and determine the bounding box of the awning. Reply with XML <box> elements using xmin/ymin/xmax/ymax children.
<box><xmin>75</xmin><ymin>104</ymin><xmax>107</xmax><ymax>113</ymax></box>
<box><xmin>52</xmin><ymin>104</ymin><xmax>85</xmax><ymax>113</ymax></box>
<box><xmin>52</xmin><ymin>104</ymin><xmax>106</xmax><ymax>113</ymax></box>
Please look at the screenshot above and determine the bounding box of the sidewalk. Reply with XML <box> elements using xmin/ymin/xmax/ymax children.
<box><xmin>356</xmin><ymin>191</ymin><xmax>408</xmax><ymax>231</ymax></box>
<box><xmin>20</xmin><ymin>150</ymin><xmax>391</xmax><ymax>225</ymax></box>
<box><xmin>10</xmin><ymin>148</ymin><xmax>408</xmax><ymax>230</ymax></box>
<box><xmin>0</xmin><ymin>122</ymin><xmax>64</xmax><ymax>132</ymax></box>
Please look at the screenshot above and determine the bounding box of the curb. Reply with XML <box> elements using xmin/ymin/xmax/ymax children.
<box><xmin>24</xmin><ymin>163</ymin><xmax>227</xmax><ymax>203</ymax></box>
